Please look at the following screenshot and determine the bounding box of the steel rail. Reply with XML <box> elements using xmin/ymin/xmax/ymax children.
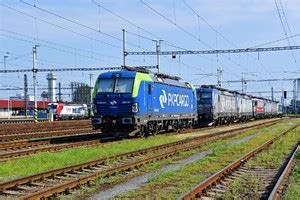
<box><xmin>179</xmin><ymin>124</ymin><xmax>299</xmax><ymax>200</ymax></box>
<box><xmin>0</xmin><ymin>126</ymin><xmax>92</xmax><ymax>136</ymax></box>
<box><xmin>0</xmin><ymin>121</ymin><xmax>91</xmax><ymax>134</ymax></box>
<box><xmin>268</xmin><ymin>144</ymin><xmax>300</xmax><ymax>200</ymax></box>
<box><xmin>0</xmin><ymin>140</ymin><xmax>101</xmax><ymax>161</ymax></box>
<box><xmin>0</xmin><ymin>119</ymin><xmax>280</xmax><ymax>199</ymax></box>
<box><xmin>0</xmin><ymin>119</ymin><xmax>89</xmax><ymax>128</ymax></box>
<box><xmin>0</xmin><ymin>119</ymin><xmax>48</xmax><ymax>124</ymax></box>
<box><xmin>0</xmin><ymin>140</ymin><xmax>50</xmax><ymax>149</ymax></box>
<box><xmin>0</xmin><ymin>129</ymin><xmax>99</xmax><ymax>142</ymax></box>
<box><xmin>0</xmin><ymin>119</ymin><xmax>280</xmax><ymax>161</ymax></box>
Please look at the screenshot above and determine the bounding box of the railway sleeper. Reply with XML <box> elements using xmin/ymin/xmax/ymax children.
<box><xmin>82</xmin><ymin>168</ymin><xmax>96</xmax><ymax>173</ymax></box>
<box><xmin>29</xmin><ymin>182</ymin><xmax>45</xmax><ymax>187</ymax></box>
<box><xmin>1</xmin><ymin>190</ymin><xmax>24</xmax><ymax>195</ymax></box>
<box><xmin>55</xmin><ymin>175</ymin><xmax>71</xmax><ymax>180</ymax></box>
<box><xmin>64</xmin><ymin>173</ymin><xmax>79</xmax><ymax>178</ymax></box>
<box><xmin>16</xmin><ymin>185</ymin><xmax>36</xmax><ymax>191</ymax></box>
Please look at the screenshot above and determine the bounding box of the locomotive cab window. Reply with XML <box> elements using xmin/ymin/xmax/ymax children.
<box><xmin>197</xmin><ymin>92</ymin><xmax>212</xmax><ymax>100</ymax></box>
<box><xmin>201</xmin><ymin>93</ymin><xmax>212</xmax><ymax>99</ymax></box>
<box><xmin>115</xmin><ymin>78</ymin><xmax>133</xmax><ymax>93</ymax></box>
<box><xmin>98</xmin><ymin>79</ymin><xmax>114</xmax><ymax>93</ymax></box>
<box><xmin>98</xmin><ymin>78</ymin><xmax>133</xmax><ymax>93</ymax></box>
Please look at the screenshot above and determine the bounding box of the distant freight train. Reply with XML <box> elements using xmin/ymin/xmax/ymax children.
<box><xmin>91</xmin><ymin>67</ymin><xmax>282</xmax><ymax>136</ymax></box>
<box><xmin>196</xmin><ymin>85</ymin><xmax>282</xmax><ymax>126</ymax></box>
<box><xmin>48</xmin><ymin>103</ymin><xmax>88</xmax><ymax>120</ymax></box>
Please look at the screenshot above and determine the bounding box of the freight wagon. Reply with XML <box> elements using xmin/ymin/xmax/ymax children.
<box><xmin>196</xmin><ymin>85</ymin><xmax>281</xmax><ymax>125</ymax></box>
<box><xmin>252</xmin><ymin>97</ymin><xmax>265</xmax><ymax>118</ymax></box>
<box><xmin>91</xmin><ymin>67</ymin><xmax>197</xmax><ymax>136</ymax></box>
<box><xmin>235</xmin><ymin>93</ymin><xmax>253</xmax><ymax>121</ymax></box>
<box><xmin>196</xmin><ymin>85</ymin><xmax>238</xmax><ymax>125</ymax></box>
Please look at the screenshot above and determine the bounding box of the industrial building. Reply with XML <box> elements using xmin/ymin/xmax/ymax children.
<box><xmin>0</xmin><ymin>99</ymin><xmax>48</xmax><ymax>118</ymax></box>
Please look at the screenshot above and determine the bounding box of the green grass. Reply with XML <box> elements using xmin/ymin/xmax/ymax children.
<box><xmin>282</xmin><ymin>151</ymin><xmax>300</xmax><ymax>200</ymax></box>
<box><xmin>0</xmin><ymin>135</ymin><xmax>181</xmax><ymax>182</ymax></box>
<box><xmin>224</xmin><ymin>175</ymin><xmax>261</xmax><ymax>200</ymax></box>
<box><xmin>65</xmin><ymin>122</ymin><xmax>286</xmax><ymax>199</ymax></box>
<box><xmin>0</xmin><ymin>119</ymin><xmax>281</xmax><ymax>182</ymax></box>
<box><xmin>224</xmin><ymin>127</ymin><xmax>300</xmax><ymax>199</ymax></box>
<box><xmin>114</xmin><ymin>119</ymin><xmax>300</xmax><ymax>199</ymax></box>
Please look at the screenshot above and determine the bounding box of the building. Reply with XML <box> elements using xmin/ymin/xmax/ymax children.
<box><xmin>0</xmin><ymin>99</ymin><xmax>48</xmax><ymax>118</ymax></box>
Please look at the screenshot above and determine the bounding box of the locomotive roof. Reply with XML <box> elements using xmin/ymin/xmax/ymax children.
<box><xmin>197</xmin><ymin>85</ymin><xmax>278</xmax><ymax>103</ymax></box>
<box><xmin>98</xmin><ymin>69</ymin><xmax>193</xmax><ymax>89</ymax></box>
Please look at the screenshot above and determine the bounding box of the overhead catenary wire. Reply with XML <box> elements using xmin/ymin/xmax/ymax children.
<box><xmin>0</xmin><ymin>3</ymin><xmax>121</xmax><ymax>50</ymax></box>
<box><xmin>19</xmin><ymin>0</ymin><xmax>151</xmax><ymax>52</ymax></box>
<box><xmin>278</xmin><ymin>0</ymin><xmax>297</xmax><ymax>45</ymax></box>
<box><xmin>252</xmin><ymin>34</ymin><xmax>300</xmax><ymax>48</ymax></box>
<box><xmin>0</xmin><ymin>33</ymin><xmax>116</xmax><ymax>64</ymax></box>
<box><xmin>140</xmin><ymin>0</ymin><xmax>247</xmax><ymax>78</ymax></box>
<box><xmin>90</xmin><ymin>0</ymin><xmax>213</xmax><ymax>64</ymax></box>
<box><xmin>182</xmin><ymin>0</ymin><xmax>275</xmax><ymax>80</ymax></box>
<box><xmin>0</xmin><ymin>28</ymin><xmax>140</xmax><ymax>64</ymax></box>
<box><xmin>274</xmin><ymin>0</ymin><xmax>299</xmax><ymax>70</ymax></box>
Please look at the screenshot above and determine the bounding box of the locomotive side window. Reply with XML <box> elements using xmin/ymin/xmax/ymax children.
<box><xmin>98</xmin><ymin>79</ymin><xmax>114</xmax><ymax>92</ymax></box>
<box><xmin>148</xmin><ymin>84</ymin><xmax>151</xmax><ymax>95</ymax></box>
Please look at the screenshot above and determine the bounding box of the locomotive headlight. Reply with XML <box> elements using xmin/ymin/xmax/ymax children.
<box><xmin>132</xmin><ymin>103</ymin><xmax>139</xmax><ymax>113</ymax></box>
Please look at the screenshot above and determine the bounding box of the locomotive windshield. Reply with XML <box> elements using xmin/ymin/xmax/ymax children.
<box><xmin>197</xmin><ymin>92</ymin><xmax>212</xmax><ymax>100</ymax></box>
<box><xmin>48</xmin><ymin>104</ymin><xmax>57</xmax><ymax>110</ymax></box>
<box><xmin>98</xmin><ymin>79</ymin><xmax>114</xmax><ymax>92</ymax></box>
<box><xmin>98</xmin><ymin>78</ymin><xmax>133</xmax><ymax>93</ymax></box>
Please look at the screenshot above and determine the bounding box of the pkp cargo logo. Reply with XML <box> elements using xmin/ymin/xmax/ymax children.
<box><xmin>159</xmin><ymin>90</ymin><xmax>167</xmax><ymax>108</ymax></box>
<box><xmin>159</xmin><ymin>89</ymin><xmax>189</xmax><ymax>109</ymax></box>
<box><xmin>110</xmin><ymin>100</ymin><xmax>117</xmax><ymax>106</ymax></box>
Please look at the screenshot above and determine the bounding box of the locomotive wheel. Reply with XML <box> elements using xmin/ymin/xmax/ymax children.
<box><xmin>139</xmin><ymin>131</ymin><xmax>145</xmax><ymax>137</ymax></box>
<box><xmin>139</xmin><ymin>126</ymin><xmax>146</xmax><ymax>137</ymax></box>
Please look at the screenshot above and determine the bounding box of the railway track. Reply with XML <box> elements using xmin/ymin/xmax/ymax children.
<box><xmin>0</xmin><ymin>120</ymin><xmax>91</xmax><ymax>135</ymax></box>
<box><xmin>0</xmin><ymin>140</ymin><xmax>101</xmax><ymax>162</ymax></box>
<box><xmin>0</xmin><ymin>119</ymin><xmax>48</xmax><ymax>124</ymax></box>
<box><xmin>0</xmin><ymin>128</ymin><xmax>98</xmax><ymax>142</ymax></box>
<box><xmin>268</xmin><ymin>144</ymin><xmax>299</xmax><ymax>200</ymax></box>
<box><xmin>179</xmin><ymin>125</ymin><xmax>299</xmax><ymax>200</ymax></box>
<box><xmin>0</xmin><ymin>119</ymin><xmax>280</xmax><ymax>161</ymax></box>
<box><xmin>0</xmin><ymin>119</ymin><xmax>282</xmax><ymax>199</ymax></box>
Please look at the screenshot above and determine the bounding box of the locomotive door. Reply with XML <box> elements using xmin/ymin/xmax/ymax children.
<box><xmin>147</xmin><ymin>83</ymin><xmax>153</xmax><ymax>115</ymax></box>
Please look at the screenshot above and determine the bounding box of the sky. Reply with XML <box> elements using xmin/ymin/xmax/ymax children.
<box><xmin>0</xmin><ymin>0</ymin><xmax>300</xmax><ymax>102</ymax></box>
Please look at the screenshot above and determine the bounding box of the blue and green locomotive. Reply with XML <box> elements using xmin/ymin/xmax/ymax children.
<box><xmin>91</xmin><ymin>68</ymin><xmax>197</xmax><ymax>136</ymax></box>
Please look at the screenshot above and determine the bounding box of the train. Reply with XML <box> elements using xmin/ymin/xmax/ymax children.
<box><xmin>91</xmin><ymin>67</ymin><xmax>282</xmax><ymax>136</ymax></box>
<box><xmin>196</xmin><ymin>85</ymin><xmax>282</xmax><ymax>126</ymax></box>
<box><xmin>48</xmin><ymin>103</ymin><xmax>88</xmax><ymax>120</ymax></box>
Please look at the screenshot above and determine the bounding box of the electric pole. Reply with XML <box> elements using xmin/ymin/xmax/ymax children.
<box><xmin>24</xmin><ymin>74</ymin><xmax>28</xmax><ymax>118</ymax></box>
<box><xmin>58</xmin><ymin>82</ymin><xmax>62</xmax><ymax>102</ymax></box>
<box><xmin>32</xmin><ymin>45</ymin><xmax>39</xmax><ymax>123</ymax></box>
<box><xmin>122</xmin><ymin>29</ymin><xmax>126</xmax><ymax>69</ymax></box>
<box><xmin>152</xmin><ymin>39</ymin><xmax>163</xmax><ymax>73</ymax></box>
<box><xmin>271</xmin><ymin>87</ymin><xmax>274</xmax><ymax>101</ymax></box>
<box><xmin>217</xmin><ymin>66</ymin><xmax>223</xmax><ymax>87</ymax></box>
<box><xmin>3</xmin><ymin>52</ymin><xmax>9</xmax><ymax>71</ymax></box>
<box><xmin>89</xmin><ymin>73</ymin><xmax>93</xmax><ymax>117</ymax></box>
<box><xmin>293</xmin><ymin>79</ymin><xmax>297</xmax><ymax>114</ymax></box>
